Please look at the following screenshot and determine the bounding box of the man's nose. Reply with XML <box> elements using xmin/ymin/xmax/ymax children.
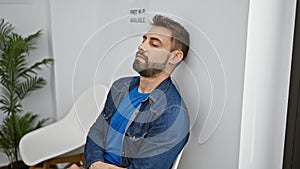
<box><xmin>138</xmin><ymin>42</ymin><xmax>147</xmax><ymax>51</ymax></box>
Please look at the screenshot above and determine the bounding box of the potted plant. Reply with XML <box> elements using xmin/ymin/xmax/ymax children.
<box><xmin>0</xmin><ymin>18</ymin><xmax>53</xmax><ymax>169</ymax></box>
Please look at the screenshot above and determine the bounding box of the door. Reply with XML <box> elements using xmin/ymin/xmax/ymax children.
<box><xmin>283</xmin><ymin>1</ymin><xmax>300</xmax><ymax>169</ymax></box>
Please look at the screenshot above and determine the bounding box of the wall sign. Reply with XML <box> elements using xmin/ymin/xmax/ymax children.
<box><xmin>129</xmin><ymin>8</ymin><xmax>146</xmax><ymax>23</ymax></box>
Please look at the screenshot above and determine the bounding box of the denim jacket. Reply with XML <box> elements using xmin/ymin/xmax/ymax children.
<box><xmin>85</xmin><ymin>76</ymin><xmax>190</xmax><ymax>169</ymax></box>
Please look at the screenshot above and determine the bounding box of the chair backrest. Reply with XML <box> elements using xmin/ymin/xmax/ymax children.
<box><xmin>19</xmin><ymin>84</ymin><xmax>108</xmax><ymax>166</ymax></box>
<box><xmin>171</xmin><ymin>149</ymin><xmax>184</xmax><ymax>169</ymax></box>
<box><xmin>72</xmin><ymin>84</ymin><xmax>108</xmax><ymax>134</ymax></box>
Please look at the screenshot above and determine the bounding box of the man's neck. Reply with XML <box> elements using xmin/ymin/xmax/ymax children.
<box><xmin>138</xmin><ymin>72</ymin><xmax>170</xmax><ymax>93</ymax></box>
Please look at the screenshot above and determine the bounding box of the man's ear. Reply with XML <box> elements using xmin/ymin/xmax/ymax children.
<box><xmin>170</xmin><ymin>50</ymin><xmax>184</xmax><ymax>64</ymax></box>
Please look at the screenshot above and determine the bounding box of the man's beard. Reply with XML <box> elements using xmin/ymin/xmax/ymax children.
<box><xmin>133</xmin><ymin>51</ymin><xmax>168</xmax><ymax>78</ymax></box>
<box><xmin>136</xmin><ymin>68</ymin><xmax>163</xmax><ymax>78</ymax></box>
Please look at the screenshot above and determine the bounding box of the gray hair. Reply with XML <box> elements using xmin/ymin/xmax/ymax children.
<box><xmin>151</xmin><ymin>15</ymin><xmax>190</xmax><ymax>60</ymax></box>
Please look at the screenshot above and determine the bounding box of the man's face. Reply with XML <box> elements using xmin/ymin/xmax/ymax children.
<box><xmin>133</xmin><ymin>26</ymin><xmax>173</xmax><ymax>77</ymax></box>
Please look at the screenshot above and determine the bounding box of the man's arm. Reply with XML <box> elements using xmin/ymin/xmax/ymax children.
<box><xmin>67</xmin><ymin>162</ymin><xmax>126</xmax><ymax>169</ymax></box>
<box><xmin>84</xmin><ymin>136</ymin><xmax>105</xmax><ymax>168</ymax></box>
<box><xmin>89</xmin><ymin>161</ymin><xmax>126</xmax><ymax>169</ymax></box>
<box><xmin>85</xmin><ymin>89</ymin><xmax>113</xmax><ymax>168</ymax></box>
<box><xmin>85</xmin><ymin>129</ymin><xmax>127</xmax><ymax>169</ymax></box>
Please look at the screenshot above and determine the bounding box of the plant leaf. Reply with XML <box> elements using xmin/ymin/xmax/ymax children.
<box><xmin>16</xmin><ymin>76</ymin><xmax>46</xmax><ymax>100</ymax></box>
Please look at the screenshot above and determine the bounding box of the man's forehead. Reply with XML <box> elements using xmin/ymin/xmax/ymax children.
<box><xmin>146</xmin><ymin>26</ymin><xmax>172</xmax><ymax>38</ymax></box>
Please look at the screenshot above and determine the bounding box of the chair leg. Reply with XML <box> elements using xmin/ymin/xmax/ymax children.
<box><xmin>29</xmin><ymin>166</ymin><xmax>44</xmax><ymax>169</ymax></box>
<box><xmin>79</xmin><ymin>154</ymin><xmax>86</xmax><ymax>166</ymax></box>
<box><xmin>42</xmin><ymin>161</ymin><xmax>50</xmax><ymax>169</ymax></box>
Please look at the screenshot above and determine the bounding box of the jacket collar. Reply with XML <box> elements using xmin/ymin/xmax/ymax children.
<box><xmin>119</xmin><ymin>76</ymin><xmax>172</xmax><ymax>104</ymax></box>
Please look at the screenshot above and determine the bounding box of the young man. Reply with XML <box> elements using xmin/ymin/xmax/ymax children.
<box><xmin>70</xmin><ymin>14</ymin><xmax>190</xmax><ymax>169</ymax></box>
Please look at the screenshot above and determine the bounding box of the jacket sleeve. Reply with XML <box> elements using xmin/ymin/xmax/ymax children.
<box><xmin>84</xmin><ymin>90</ymin><xmax>113</xmax><ymax>169</ymax></box>
<box><xmin>84</xmin><ymin>136</ymin><xmax>105</xmax><ymax>168</ymax></box>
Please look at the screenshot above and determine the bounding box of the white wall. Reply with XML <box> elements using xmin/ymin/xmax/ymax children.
<box><xmin>51</xmin><ymin>0</ymin><xmax>249</xmax><ymax>168</ymax></box>
<box><xmin>50</xmin><ymin>0</ymin><xmax>296</xmax><ymax>168</ymax></box>
<box><xmin>49</xmin><ymin>0</ymin><xmax>111</xmax><ymax>120</ymax></box>
<box><xmin>0</xmin><ymin>0</ymin><xmax>56</xmax><ymax>166</ymax></box>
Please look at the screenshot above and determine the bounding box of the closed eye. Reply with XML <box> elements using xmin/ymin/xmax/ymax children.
<box><xmin>149</xmin><ymin>37</ymin><xmax>162</xmax><ymax>47</ymax></box>
<box><xmin>142</xmin><ymin>35</ymin><xmax>163</xmax><ymax>48</ymax></box>
<box><xmin>150</xmin><ymin>41</ymin><xmax>160</xmax><ymax>47</ymax></box>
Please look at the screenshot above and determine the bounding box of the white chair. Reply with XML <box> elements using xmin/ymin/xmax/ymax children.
<box><xmin>19</xmin><ymin>84</ymin><xmax>108</xmax><ymax>169</ymax></box>
<box><xmin>171</xmin><ymin>149</ymin><xmax>184</xmax><ymax>169</ymax></box>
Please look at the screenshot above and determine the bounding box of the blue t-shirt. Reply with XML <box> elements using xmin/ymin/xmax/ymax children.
<box><xmin>104</xmin><ymin>85</ymin><xmax>149</xmax><ymax>166</ymax></box>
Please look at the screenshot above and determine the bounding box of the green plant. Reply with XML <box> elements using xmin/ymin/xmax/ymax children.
<box><xmin>0</xmin><ymin>18</ymin><xmax>53</xmax><ymax>168</ymax></box>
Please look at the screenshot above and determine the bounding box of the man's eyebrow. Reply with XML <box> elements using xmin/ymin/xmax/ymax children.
<box><xmin>143</xmin><ymin>35</ymin><xmax>163</xmax><ymax>43</ymax></box>
<box><xmin>150</xmin><ymin>37</ymin><xmax>162</xmax><ymax>43</ymax></box>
